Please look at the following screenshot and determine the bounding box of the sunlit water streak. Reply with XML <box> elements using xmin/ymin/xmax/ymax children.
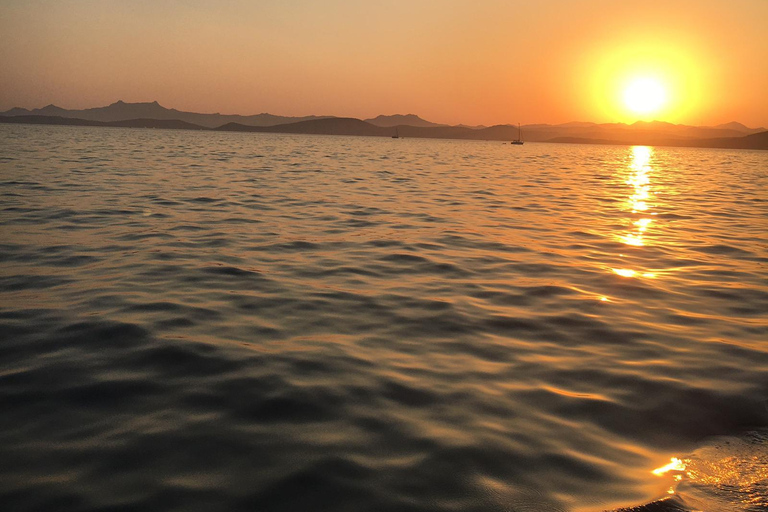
<box><xmin>0</xmin><ymin>125</ymin><xmax>766</xmax><ymax>512</ymax></box>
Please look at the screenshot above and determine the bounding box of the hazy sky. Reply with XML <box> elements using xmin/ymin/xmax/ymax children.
<box><xmin>2</xmin><ymin>0</ymin><xmax>766</xmax><ymax>126</ymax></box>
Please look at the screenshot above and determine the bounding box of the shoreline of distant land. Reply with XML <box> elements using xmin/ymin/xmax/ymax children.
<box><xmin>1</xmin><ymin>101</ymin><xmax>766</xmax><ymax>151</ymax></box>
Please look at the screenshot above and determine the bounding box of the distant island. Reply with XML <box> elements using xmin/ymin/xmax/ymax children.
<box><xmin>1</xmin><ymin>101</ymin><xmax>766</xmax><ymax>150</ymax></box>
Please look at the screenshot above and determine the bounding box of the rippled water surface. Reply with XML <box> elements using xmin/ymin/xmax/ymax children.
<box><xmin>1</xmin><ymin>125</ymin><xmax>766</xmax><ymax>511</ymax></box>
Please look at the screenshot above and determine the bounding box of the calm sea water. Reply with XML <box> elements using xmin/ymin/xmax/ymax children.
<box><xmin>1</xmin><ymin>124</ymin><xmax>766</xmax><ymax>512</ymax></box>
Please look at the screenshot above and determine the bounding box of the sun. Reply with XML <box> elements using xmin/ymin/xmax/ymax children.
<box><xmin>580</xmin><ymin>35</ymin><xmax>708</xmax><ymax>123</ymax></box>
<box><xmin>623</xmin><ymin>77</ymin><xmax>667</xmax><ymax>117</ymax></box>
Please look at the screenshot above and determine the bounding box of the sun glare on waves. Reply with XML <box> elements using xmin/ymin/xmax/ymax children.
<box><xmin>652</xmin><ymin>457</ymin><xmax>687</xmax><ymax>476</ymax></box>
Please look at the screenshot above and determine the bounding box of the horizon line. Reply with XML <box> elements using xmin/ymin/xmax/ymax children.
<box><xmin>2</xmin><ymin>99</ymin><xmax>765</xmax><ymax>130</ymax></box>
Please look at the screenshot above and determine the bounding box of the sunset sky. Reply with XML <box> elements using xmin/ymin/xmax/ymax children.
<box><xmin>2</xmin><ymin>0</ymin><xmax>766</xmax><ymax>127</ymax></box>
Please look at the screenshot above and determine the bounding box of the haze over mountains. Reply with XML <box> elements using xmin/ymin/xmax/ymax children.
<box><xmin>2</xmin><ymin>101</ymin><xmax>766</xmax><ymax>150</ymax></box>
<box><xmin>1</xmin><ymin>100</ymin><xmax>331</xmax><ymax>129</ymax></box>
<box><xmin>363</xmin><ymin>114</ymin><xmax>446</xmax><ymax>128</ymax></box>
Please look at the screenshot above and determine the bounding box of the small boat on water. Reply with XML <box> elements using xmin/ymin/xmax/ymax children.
<box><xmin>392</xmin><ymin>127</ymin><xmax>400</xmax><ymax>139</ymax></box>
<box><xmin>511</xmin><ymin>123</ymin><xmax>524</xmax><ymax>145</ymax></box>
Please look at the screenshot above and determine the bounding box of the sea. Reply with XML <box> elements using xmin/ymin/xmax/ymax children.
<box><xmin>1</xmin><ymin>124</ymin><xmax>766</xmax><ymax>512</ymax></box>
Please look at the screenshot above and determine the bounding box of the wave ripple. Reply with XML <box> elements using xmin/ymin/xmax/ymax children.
<box><xmin>1</xmin><ymin>126</ymin><xmax>767</xmax><ymax>511</ymax></box>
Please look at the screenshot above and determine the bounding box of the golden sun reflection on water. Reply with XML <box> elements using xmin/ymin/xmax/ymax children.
<box><xmin>611</xmin><ymin>268</ymin><xmax>656</xmax><ymax>279</ymax></box>
<box><xmin>622</xmin><ymin>146</ymin><xmax>655</xmax><ymax>246</ymax></box>
<box><xmin>610</xmin><ymin>146</ymin><xmax>658</xmax><ymax>281</ymax></box>
<box><xmin>650</xmin><ymin>442</ymin><xmax>768</xmax><ymax>505</ymax></box>
<box><xmin>652</xmin><ymin>457</ymin><xmax>687</xmax><ymax>477</ymax></box>
<box><xmin>612</xmin><ymin>268</ymin><xmax>637</xmax><ymax>278</ymax></box>
<box><xmin>652</xmin><ymin>457</ymin><xmax>688</xmax><ymax>496</ymax></box>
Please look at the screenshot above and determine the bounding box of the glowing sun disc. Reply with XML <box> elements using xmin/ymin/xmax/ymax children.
<box><xmin>624</xmin><ymin>77</ymin><xmax>667</xmax><ymax>115</ymax></box>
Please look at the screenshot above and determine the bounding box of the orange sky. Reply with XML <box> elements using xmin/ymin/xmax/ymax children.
<box><xmin>1</xmin><ymin>0</ymin><xmax>766</xmax><ymax>127</ymax></box>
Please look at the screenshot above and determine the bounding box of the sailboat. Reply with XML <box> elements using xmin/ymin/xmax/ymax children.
<box><xmin>511</xmin><ymin>123</ymin><xmax>524</xmax><ymax>145</ymax></box>
<box><xmin>392</xmin><ymin>127</ymin><xmax>400</xmax><ymax>139</ymax></box>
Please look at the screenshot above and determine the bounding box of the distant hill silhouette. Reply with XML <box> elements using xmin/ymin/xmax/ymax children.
<box><xmin>0</xmin><ymin>100</ymin><xmax>332</xmax><ymax>128</ymax></box>
<box><xmin>108</xmin><ymin>118</ymin><xmax>207</xmax><ymax>130</ymax></box>
<box><xmin>2</xmin><ymin>102</ymin><xmax>766</xmax><ymax>150</ymax></box>
<box><xmin>712</xmin><ymin>121</ymin><xmax>765</xmax><ymax>133</ymax></box>
<box><xmin>4</xmin><ymin>100</ymin><xmax>765</xmax><ymax>140</ymax></box>
<box><xmin>0</xmin><ymin>115</ymin><xmax>100</xmax><ymax>127</ymax></box>
<box><xmin>219</xmin><ymin>118</ymin><xmax>389</xmax><ymax>137</ymax></box>
<box><xmin>0</xmin><ymin>115</ymin><xmax>205</xmax><ymax>130</ymax></box>
<box><xmin>688</xmin><ymin>130</ymin><xmax>768</xmax><ymax>149</ymax></box>
<box><xmin>364</xmin><ymin>114</ymin><xmax>446</xmax><ymax>128</ymax></box>
<box><xmin>547</xmin><ymin>130</ymin><xmax>768</xmax><ymax>150</ymax></box>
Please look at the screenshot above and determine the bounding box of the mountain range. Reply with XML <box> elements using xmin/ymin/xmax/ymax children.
<box><xmin>0</xmin><ymin>100</ymin><xmax>331</xmax><ymax>129</ymax></box>
<box><xmin>1</xmin><ymin>101</ymin><xmax>766</xmax><ymax>150</ymax></box>
<box><xmin>363</xmin><ymin>114</ymin><xmax>446</xmax><ymax>128</ymax></box>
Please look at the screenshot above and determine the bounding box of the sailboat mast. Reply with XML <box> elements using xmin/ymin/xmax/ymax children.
<box><xmin>511</xmin><ymin>122</ymin><xmax>524</xmax><ymax>144</ymax></box>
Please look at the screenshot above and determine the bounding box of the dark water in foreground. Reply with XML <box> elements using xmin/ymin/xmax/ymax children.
<box><xmin>1</xmin><ymin>124</ymin><xmax>766</xmax><ymax>512</ymax></box>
